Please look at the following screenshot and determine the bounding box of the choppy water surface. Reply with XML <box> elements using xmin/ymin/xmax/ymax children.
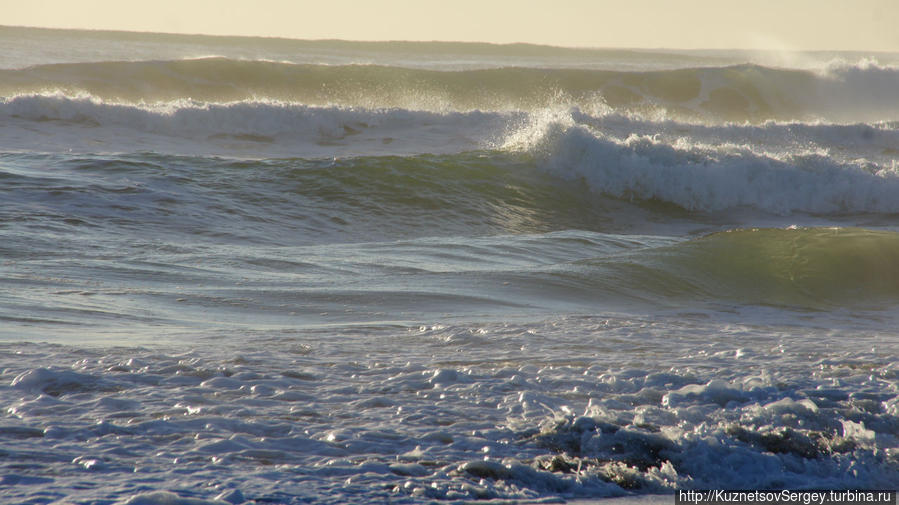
<box><xmin>1</xmin><ymin>26</ymin><xmax>898</xmax><ymax>504</ymax></box>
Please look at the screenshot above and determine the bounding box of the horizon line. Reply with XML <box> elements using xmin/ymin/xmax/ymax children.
<box><xmin>3</xmin><ymin>24</ymin><xmax>896</xmax><ymax>55</ymax></box>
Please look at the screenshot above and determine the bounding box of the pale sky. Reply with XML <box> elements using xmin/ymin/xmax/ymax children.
<box><xmin>5</xmin><ymin>0</ymin><xmax>899</xmax><ymax>51</ymax></box>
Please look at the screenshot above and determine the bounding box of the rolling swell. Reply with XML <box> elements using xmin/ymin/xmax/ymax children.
<box><xmin>4</xmin><ymin>58</ymin><xmax>899</xmax><ymax>121</ymax></box>
<box><xmin>675</xmin><ymin>227</ymin><xmax>899</xmax><ymax>305</ymax></box>
<box><xmin>4</xmin><ymin>93</ymin><xmax>899</xmax><ymax>218</ymax></box>
<box><xmin>0</xmin><ymin>94</ymin><xmax>512</xmax><ymax>154</ymax></box>
<box><xmin>524</xmin><ymin>227</ymin><xmax>899</xmax><ymax>312</ymax></box>
<box><xmin>625</xmin><ymin>227</ymin><xmax>899</xmax><ymax>308</ymax></box>
<box><xmin>0</xmin><ymin>152</ymin><xmax>619</xmax><ymax>245</ymax></box>
<box><xmin>4</xmin><ymin>144</ymin><xmax>898</xmax><ymax>251</ymax></box>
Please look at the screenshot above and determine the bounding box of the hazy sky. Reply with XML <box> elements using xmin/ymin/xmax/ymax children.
<box><xmin>5</xmin><ymin>0</ymin><xmax>899</xmax><ymax>51</ymax></box>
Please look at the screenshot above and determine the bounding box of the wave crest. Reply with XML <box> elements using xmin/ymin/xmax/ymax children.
<box><xmin>0</xmin><ymin>93</ymin><xmax>514</xmax><ymax>156</ymax></box>
<box><xmin>518</xmin><ymin>115</ymin><xmax>899</xmax><ymax>215</ymax></box>
<box><xmin>4</xmin><ymin>59</ymin><xmax>899</xmax><ymax>122</ymax></box>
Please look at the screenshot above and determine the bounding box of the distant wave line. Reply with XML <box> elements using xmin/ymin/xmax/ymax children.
<box><xmin>3</xmin><ymin>58</ymin><xmax>899</xmax><ymax>122</ymax></box>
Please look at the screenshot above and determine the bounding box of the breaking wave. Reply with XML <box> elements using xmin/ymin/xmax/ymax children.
<box><xmin>3</xmin><ymin>58</ymin><xmax>899</xmax><ymax>121</ymax></box>
<box><xmin>518</xmin><ymin>116</ymin><xmax>899</xmax><ymax>215</ymax></box>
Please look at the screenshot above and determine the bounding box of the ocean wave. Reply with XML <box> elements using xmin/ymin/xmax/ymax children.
<box><xmin>4</xmin><ymin>94</ymin><xmax>899</xmax><ymax>216</ymax></box>
<box><xmin>0</xmin><ymin>94</ymin><xmax>514</xmax><ymax>156</ymax></box>
<box><xmin>0</xmin><ymin>93</ymin><xmax>506</xmax><ymax>136</ymax></box>
<box><xmin>3</xmin><ymin>58</ymin><xmax>899</xmax><ymax>122</ymax></box>
<box><xmin>518</xmin><ymin>117</ymin><xmax>899</xmax><ymax>215</ymax></box>
<box><xmin>680</xmin><ymin>227</ymin><xmax>899</xmax><ymax>304</ymax></box>
<box><xmin>598</xmin><ymin>227</ymin><xmax>899</xmax><ymax>309</ymax></box>
<box><xmin>567</xmin><ymin>109</ymin><xmax>899</xmax><ymax>156</ymax></box>
<box><xmin>5</xmin><ymin>91</ymin><xmax>899</xmax><ymax>159</ymax></box>
<box><xmin>473</xmin><ymin>227</ymin><xmax>899</xmax><ymax>312</ymax></box>
<box><xmin>4</xmin><ymin>103</ymin><xmax>899</xmax><ymax>220</ymax></box>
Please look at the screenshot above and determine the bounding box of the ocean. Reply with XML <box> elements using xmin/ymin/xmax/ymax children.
<box><xmin>1</xmin><ymin>26</ymin><xmax>898</xmax><ymax>504</ymax></box>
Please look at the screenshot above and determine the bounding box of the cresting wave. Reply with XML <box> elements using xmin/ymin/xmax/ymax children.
<box><xmin>0</xmin><ymin>93</ymin><xmax>509</xmax><ymax>140</ymax></box>
<box><xmin>3</xmin><ymin>123</ymin><xmax>899</xmax><ymax>220</ymax></box>
<box><xmin>7</xmin><ymin>92</ymin><xmax>899</xmax><ymax>154</ymax></box>
<box><xmin>5</xmin><ymin>57</ymin><xmax>899</xmax><ymax>216</ymax></box>
<box><xmin>0</xmin><ymin>94</ymin><xmax>516</xmax><ymax>157</ymax></box>
<box><xmin>3</xmin><ymin>58</ymin><xmax>899</xmax><ymax>121</ymax></box>
<box><xmin>525</xmin><ymin>120</ymin><xmax>899</xmax><ymax>215</ymax></box>
<box><xmin>6</xmin><ymin>152</ymin><xmax>899</xmax><ymax>314</ymax></box>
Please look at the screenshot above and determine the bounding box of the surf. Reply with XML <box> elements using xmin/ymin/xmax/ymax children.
<box><xmin>4</xmin><ymin>58</ymin><xmax>899</xmax><ymax>122</ymax></box>
<box><xmin>519</xmin><ymin>120</ymin><xmax>899</xmax><ymax>215</ymax></box>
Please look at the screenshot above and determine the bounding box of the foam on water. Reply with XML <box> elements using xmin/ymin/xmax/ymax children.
<box><xmin>1</xmin><ymin>316</ymin><xmax>897</xmax><ymax>503</ymax></box>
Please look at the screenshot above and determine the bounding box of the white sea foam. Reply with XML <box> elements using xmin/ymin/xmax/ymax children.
<box><xmin>567</xmin><ymin>109</ymin><xmax>899</xmax><ymax>159</ymax></box>
<box><xmin>0</xmin><ymin>316</ymin><xmax>896</xmax><ymax>503</ymax></box>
